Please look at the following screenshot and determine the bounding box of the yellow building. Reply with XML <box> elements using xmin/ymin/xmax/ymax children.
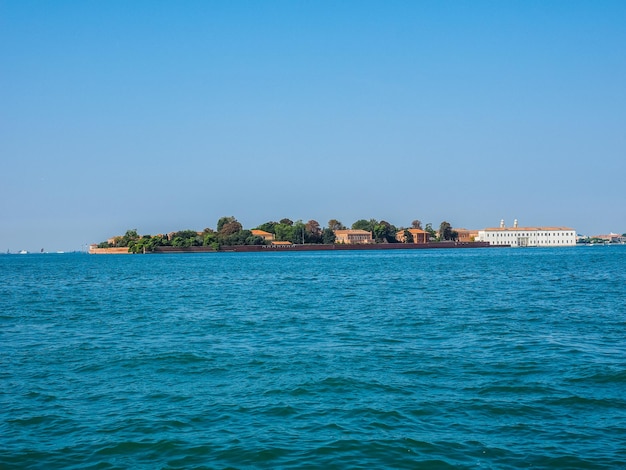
<box><xmin>334</xmin><ymin>229</ymin><xmax>373</xmax><ymax>244</ymax></box>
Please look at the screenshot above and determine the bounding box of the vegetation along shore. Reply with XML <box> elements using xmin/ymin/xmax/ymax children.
<box><xmin>91</xmin><ymin>217</ymin><xmax>486</xmax><ymax>254</ymax></box>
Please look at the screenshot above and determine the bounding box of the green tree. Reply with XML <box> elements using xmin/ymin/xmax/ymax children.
<box><xmin>373</xmin><ymin>221</ymin><xmax>397</xmax><ymax>243</ymax></box>
<box><xmin>256</xmin><ymin>221</ymin><xmax>278</xmax><ymax>234</ymax></box>
<box><xmin>351</xmin><ymin>219</ymin><xmax>377</xmax><ymax>232</ymax></box>
<box><xmin>203</xmin><ymin>231</ymin><xmax>218</xmax><ymax>247</ymax></box>
<box><xmin>171</xmin><ymin>236</ymin><xmax>191</xmax><ymax>247</ymax></box>
<box><xmin>411</xmin><ymin>220</ymin><xmax>423</xmax><ymax>229</ymax></box>
<box><xmin>274</xmin><ymin>223</ymin><xmax>295</xmax><ymax>242</ymax></box>
<box><xmin>439</xmin><ymin>221</ymin><xmax>453</xmax><ymax>241</ymax></box>
<box><xmin>223</xmin><ymin>229</ymin><xmax>258</xmax><ymax>245</ymax></box>
<box><xmin>169</xmin><ymin>230</ymin><xmax>202</xmax><ymax>246</ymax></box>
<box><xmin>150</xmin><ymin>234</ymin><xmax>169</xmax><ymax>247</ymax></box>
<box><xmin>129</xmin><ymin>235</ymin><xmax>163</xmax><ymax>253</ymax></box>
<box><xmin>322</xmin><ymin>228</ymin><xmax>336</xmax><ymax>244</ymax></box>
<box><xmin>293</xmin><ymin>220</ymin><xmax>306</xmax><ymax>244</ymax></box>
<box><xmin>245</xmin><ymin>234</ymin><xmax>265</xmax><ymax>245</ymax></box>
<box><xmin>279</xmin><ymin>218</ymin><xmax>294</xmax><ymax>226</ymax></box>
<box><xmin>117</xmin><ymin>229</ymin><xmax>140</xmax><ymax>247</ymax></box>
<box><xmin>128</xmin><ymin>236</ymin><xmax>144</xmax><ymax>253</ymax></box>
<box><xmin>424</xmin><ymin>223</ymin><xmax>437</xmax><ymax>241</ymax></box>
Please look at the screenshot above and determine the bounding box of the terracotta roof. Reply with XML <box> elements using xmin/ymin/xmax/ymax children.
<box><xmin>334</xmin><ymin>229</ymin><xmax>372</xmax><ymax>235</ymax></box>
<box><xmin>251</xmin><ymin>229</ymin><xmax>272</xmax><ymax>236</ymax></box>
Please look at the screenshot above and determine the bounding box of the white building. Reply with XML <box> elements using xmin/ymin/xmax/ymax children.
<box><xmin>476</xmin><ymin>220</ymin><xmax>576</xmax><ymax>247</ymax></box>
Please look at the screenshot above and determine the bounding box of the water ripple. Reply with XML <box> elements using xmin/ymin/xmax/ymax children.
<box><xmin>1</xmin><ymin>248</ymin><xmax>626</xmax><ymax>468</ymax></box>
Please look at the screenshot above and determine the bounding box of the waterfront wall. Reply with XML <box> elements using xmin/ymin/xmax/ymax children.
<box><xmin>217</xmin><ymin>242</ymin><xmax>492</xmax><ymax>252</ymax></box>
<box><xmin>89</xmin><ymin>247</ymin><xmax>131</xmax><ymax>255</ymax></box>
<box><xmin>153</xmin><ymin>246</ymin><xmax>218</xmax><ymax>253</ymax></box>
<box><xmin>89</xmin><ymin>242</ymin><xmax>493</xmax><ymax>254</ymax></box>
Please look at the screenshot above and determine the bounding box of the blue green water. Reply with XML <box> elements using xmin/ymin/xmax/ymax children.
<box><xmin>2</xmin><ymin>247</ymin><xmax>625</xmax><ymax>469</ymax></box>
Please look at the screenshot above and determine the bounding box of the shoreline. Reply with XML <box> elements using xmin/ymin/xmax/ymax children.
<box><xmin>90</xmin><ymin>242</ymin><xmax>502</xmax><ymax>254</ymax></box>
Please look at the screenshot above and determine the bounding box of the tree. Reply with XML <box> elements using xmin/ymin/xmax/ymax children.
<box><xmin>424</xmin><ymin>223</ymin><xmax>437</xmax><ymax>241</ymax></box>
<box><xmin>305</xmin><ymin>220</ymin><xmax>323</xmax><ymax>244</ymax></box>
<box><xmin>305</xmin><ymin>220</ymin><xmax>321</xmax><ymax>235</ymax></box>
<box><xmin>219</xmin><ymin>220</ymin><xmax>243</xmax><ymax>237</ymax></box>
<box><xmin>217</xmin><ymin>216</ymin><xmax>237</xmax><ymax>233</ymax></box>
<box><xmin>245</xmin><ymin>234</ymin><xmax>265</xmax><ymax>245</ymax></box>
<box><xmin>128</xmin><ymin>235</ymin><xmax>152</xmax><ymax>253</ymax></box>
<box><xmin>322</xmin><ymin>228</ymin><xmax>336</xmax><ymax>244</ymax></box>
<box><xmin>279</xmin><ymin>218</ymin><xmax>294</xmax><ymax>226</ymax></box>
<box><xmin>411</xmin><ymin>220</ymin><xmax>423</xmax><ymax>229</ymax></box>
<box><xmin>293</xmin><ymin>220</ymin><xmax>306</xmax><ymax>244</ymax></box>
<box><xmin>224</xmin><ymin>229</ymin><xmax>252</xmax><ymax>245</ymax></box>
<box><xmin>170</xmin><ymin>230</ymin><xmax>202</xmax><ymax>247</ymax></box>
<box><xmin>328</xmin><ymin>219</ymin><xmax>345</xmax><ymax>231</ymax></box>
<box><xmin>117</xmin><ymin>229</ymin><xmax>140</xmax><ymax>247</ymax></box>
<box><xmin>439</xmin><ymin>221</ymin><xmax>453</xmax><ymax>241</ymax></box>
<box><xmin>352</xmin><ymin>219</ymin><xmax>377</xmax><ymax>232</ymax></box>
<box><xmin>373</xmin><ymin>221</ymin><xmax>397</xmax><ymax>243</ymax></box>
<box><xmin>150</xmin><ymin>234</ymin><xmax>169</xmax><ymax>247</ymax></box>
<box><xmin>274</xmin><ymin>223</ymin><xmax>295</xmax><ymax>242</ymax></box>
<box><xmin>171</xmin><ymin>236</ymin><xmax>192</xmax><ymax>247</ymax></box>
<box><xmin>203</xmin><ymin>231</ymin><xmax>218</xmax><ymax>247</ymax></box>
<box><xmin>403</xmin><ymin>229</ymin><xmax>414</xmax><ymax>243</ymax></box>
<box><xmin>216</xmin><ymin>218</ymin><xmax>244</xmax><ymax>246</ymax></box>
<box><xmin>256</xmin><ymin>221</ymin><xmax>277</xmax><ymax>234</ymax></box>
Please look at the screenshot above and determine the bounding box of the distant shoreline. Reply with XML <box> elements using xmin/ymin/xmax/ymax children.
<box><xmin>89</xmin><ymin>241</ymin><xmax>499</xmax><ymax>254</ymax></box>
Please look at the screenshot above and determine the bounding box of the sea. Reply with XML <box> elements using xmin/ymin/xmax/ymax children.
<box><xmin>1</xmin><ymin>246</ymin><xmax>625</xmax><ymax>469</ymax></box>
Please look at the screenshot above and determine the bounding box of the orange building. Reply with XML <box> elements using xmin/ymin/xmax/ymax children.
<box><xmin>453</xmin><ymin>228</ymin><xmax>478</xmax><ymax>242</ymax></box>
<box><xmin>396</xmin><ymin>228</ymin><xmax>429</xmax><ymax>244</ymax></box>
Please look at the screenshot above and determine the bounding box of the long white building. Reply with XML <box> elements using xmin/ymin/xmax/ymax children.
<box><xmin>477</xmin><ymin>220</ymin><xmax>576</xmax><ymax>247</ymax></box>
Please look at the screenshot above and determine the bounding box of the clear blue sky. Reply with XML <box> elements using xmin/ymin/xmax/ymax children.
<box><xmin>2</xmin><ymin>1</ymin><xmax>625</xmax><ymax>251</ymax></box>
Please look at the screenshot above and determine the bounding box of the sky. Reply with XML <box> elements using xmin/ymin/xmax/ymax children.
<box><xmin>1</xmin><ymin>1</ymin><xmax>625</xmax><ymax>252</ymax></box>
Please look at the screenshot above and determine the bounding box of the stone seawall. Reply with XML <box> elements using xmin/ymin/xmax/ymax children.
<box><xmin>89</xmin><ymin>247</ymin><xmax>132</xmax><ymax>255</ymax></box>
<box><xmin>218</xmin><ymin>242</ymin><xmax>493</xmax><ymax>252</ymax></box>
<box><xmin>156</xmin><ymin>242</ymin><xmax>493</xmax><ymax>253</ymax></box>
<box><xmin>90</xmin><ymin>242</ymin><xmax>495</xmax><ymax>254</ymax></box>
<box><xmin>153</xmin><ymin>246</ymin><xmax>218</xmax><ymax>253</ymax></box>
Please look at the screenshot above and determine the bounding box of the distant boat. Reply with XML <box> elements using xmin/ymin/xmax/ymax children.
<box><xmin>19</xmin><ymin>250</ymin><xmax>28</xmax><ymax>254</ymax></box>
